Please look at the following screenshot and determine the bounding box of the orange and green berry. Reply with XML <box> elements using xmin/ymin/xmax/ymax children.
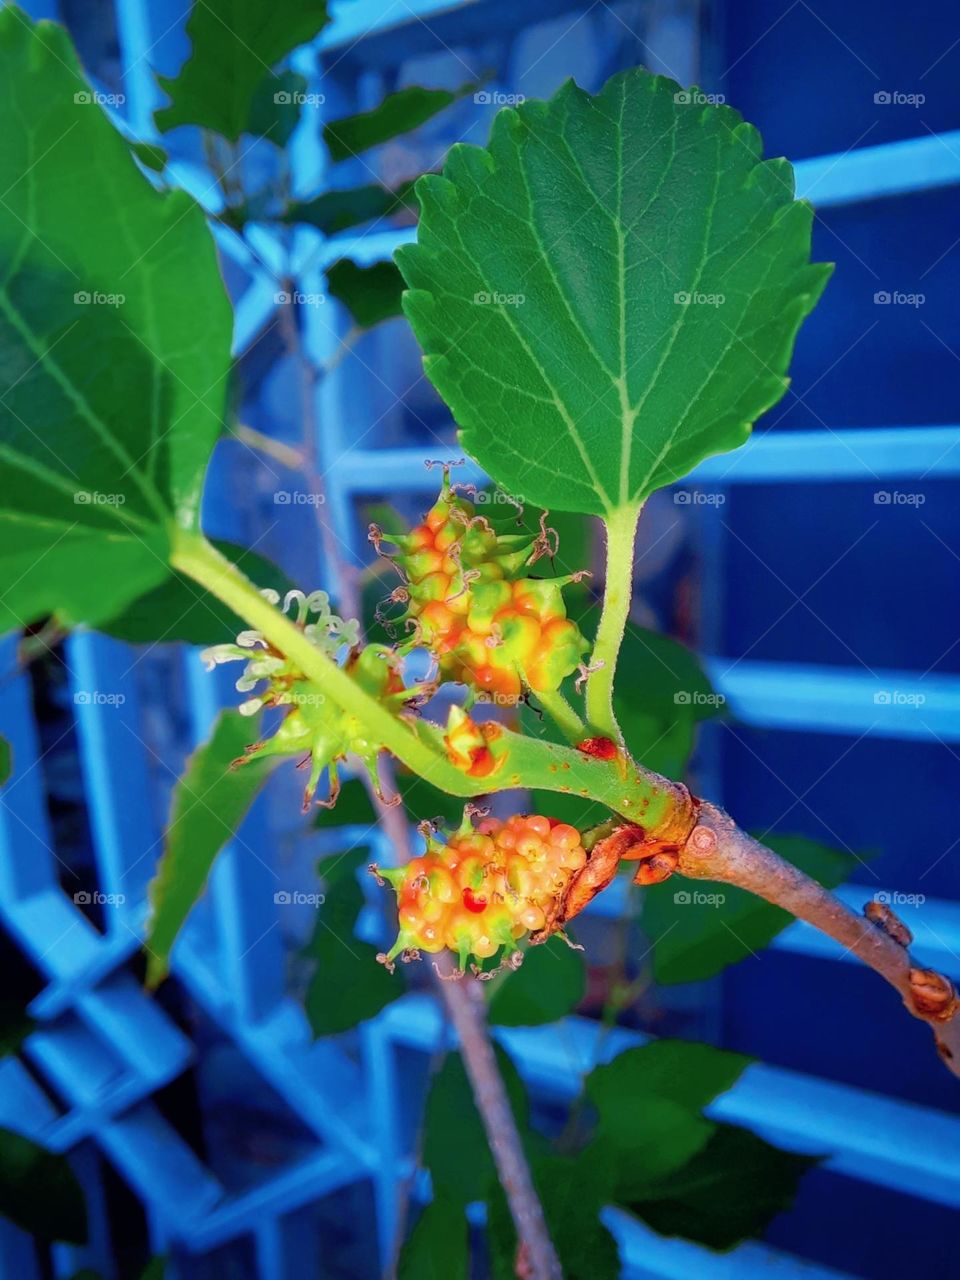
<box><xmin>371</xmin><ymin>810</ymin><xmax>587</xmax><ymax>971</ymax></box>
<box><xmin>443</xmin><ymin>705</ymin><xmax>506</xmax><ymax>779</ymax></box>
<box><xmin>375</xmin><ymin>473</ymin><xmax>588</xmax><ymax>704</ymax></box>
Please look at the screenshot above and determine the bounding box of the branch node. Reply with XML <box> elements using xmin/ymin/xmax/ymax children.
<box><xmin>909</xmin><ymin>967</ymin><xmax>958</xmax><ymax>1022</ymax></box>
<box><xmin>864</xmin><ymin>900</ymin><xmax>913</xmax><ymax>947</ymax></box>
<box><xmin>689</xmin><ymin>824</ymin><xmax>718</xmax><ymax>855</ymax></box>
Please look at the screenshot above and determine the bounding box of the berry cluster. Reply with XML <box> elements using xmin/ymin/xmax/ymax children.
<box><xmin>375</xmin><ymin>474</ymin><xmax>587</xmax><ymax>704</ymax></box>
<box><xmin>371</xmin><ymin>811</ymin><xmax>587</xmax><ymax>971</ymax></box>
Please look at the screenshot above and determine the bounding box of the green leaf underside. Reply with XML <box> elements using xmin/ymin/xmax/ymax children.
<box><xmin>324</xmin><ymin>84</ymin><xmax>472</xmax><ymax>163</ymax></box>
<box><xmin>0</xmin><ymin>12</ymin><xmax>231</xmax><ymax>632</ymax></box>
<box><xmin>0</xmin><ymin>1127</ymin><xmax>87</xmax><ymax>1243</ymax></box>
<box><xmin>156</xmin><ymin>0</ymin><xmax>329</xmax><ymax>141</ymax></box>
<box><xmin>583</xmin><ymin>1039</ymin><xmax>750</xmax><ymax>1194</ymax></box>
<box><xmin>101</xmin><ymin>540</ymin><xmax>296</xmax><ymax>646</ymax></box>
<box><xmin>0</xmin><ymin>737</ymin><xmax>10</xmax><ymax>787</ymax></box>
<box><xmin>487</xmin><ymin>936</ymin><xmax>586</xmax><ymax>1026</ymax></box>
<box><xmin>644</xmin><ymin>833</ymin><xmax>855</xmax><ymax>984</ymax></box>
<box><xmin>423</xmin><ymin>1049</ymin><xmax>528</xmax><ymax>1207</ymax></box>
<box><xmin>399</xmin><ymin>70</ymin><xmax>831</xmax><ymax>516</ymax></box>
<box><xmin>246</xmin><ymin>69</ymin><xmax>307</xmax><ymax>147</ymax></box>
<box><xmin>326</xmin><ymin>259</ymin><xmax>406</xmax><ymax>329</ymax></box>
<box><xmin>398</xmin><ymin>1195</ymin><xmax>468</xmax><ymax>1280</ymax></box>
<box><xmin>303</xmin><ymin>848</ymin><xmax>402</xmax><ymax>1036</ymax></box>
<box><xmin>145</xmin><ymin>710</ymin><xmax>274</xmax><ymax>985</ymax></box>
<box><xmin>623</xmin><ymin>1123</ymin><xmax>819</xmax><ymax>1251</ymax></box>
<box><xmin>283</xmin><ymin>180</ymin><xmax>417</xmax><ymax>235</ymax></box>
<box><xmin>487</xmin><ymin>1154</ymin><xmax>620</xmax><ymax>1280</ymax></box>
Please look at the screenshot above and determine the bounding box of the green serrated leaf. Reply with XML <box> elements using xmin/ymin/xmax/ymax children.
<box><xmin>146</xmin><ymin>711</ymin><xmax>275</xmax><ymax>986</ymax></box>
<box><xmin>303</xmin><ymin>848</ymin><xmax>403</xmax><ymax>1035</ymax></box>
<box><xmin>398</xmin><ymin>1195</ymin><xmax>468</xmax><ymax>1280</ymax></box>
<box><xmin>326</xmin><ymin>259</ymin><xmax>405</xmax><ymax>329</ymax></box>
<box><xmin>583</xmin><ymin>1039</ymin><xmax>750</xmax><ymax>1194</ymax></box>
<box><xmin>246</xmin><ymin>69</ymin><xmax>307</xmax><ymax>147</ymax></box>
<box><xmin>487</xmin><ymin>937</ymin><xmax>586</xmax><ymax>1027</ymax></box>
<box><xmin>100</xmin><ymin>540</ymin><xmax>296</xmax><ymax>646</ymax></box>
<box><xmin>324</xmin><ymin>84</ymin><xmax>474</xmax><ymax>162</ymax></box>
<box><xmin>487</xmin><ymin>1154</ymin><xmax>620</xmax><ymax>1280</ymax></box>
<box><xmin>423</xmin><ymin>1048</ymin><xmax>528</xmax><ymax>1207</ymax></box>
<box><xmin>644</xmin><ymin>834</ymin><xmax>854</xmax><ymax>984</ymax></box>
<box><xmin>283</xmin><ymin>180</ymin><xmax>417</xmax><ymax>235</ymax></box>
<box><xmin>624</xmin><ymin>1123</ymin><xmax>819</xmax><ymax>1251</ymax></box>
<box><xmin>0</xmin><ymin>1128</ymin><xmax>87</xmax><ymax>1243</ymax></box>
<box><xmin>398</xmin><ymin>69</ymin><xmax>831</xmax><ymax>517</ymax></box>
<box><xmin>0</xmin><ymin>11</ymin><xmax>231</xmax><ymax>634</ymax></box>
<box><xmin>156</xmin><ymin>0</ymin><xmax>329</xmax><ymax>141</ymax></box>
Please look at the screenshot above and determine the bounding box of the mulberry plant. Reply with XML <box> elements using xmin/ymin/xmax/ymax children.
<box><xmin>2</xmin><ymin>10</ymin><xmax>957</xmax><ymax>1278</ymax></box>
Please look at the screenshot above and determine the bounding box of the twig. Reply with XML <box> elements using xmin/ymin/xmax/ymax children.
<box><xmin>229</xmin><ymin>422</ymin><xmax>305</xmax><ymax>470</ymax></box>
<box><xmin>280</xmin><ymin>305</ymin><xmax>562</xmax><ymax>1274</ymax></box>
<box><xmin>676</xmin><ymin>801</ymin><xmax>960</xmax><ymax>1075</ymax></box>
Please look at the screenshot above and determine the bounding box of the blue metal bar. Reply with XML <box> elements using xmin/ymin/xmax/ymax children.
<box><xmin>795</xmin><ymin>130</ymin><xmax>960</xmax><ymax>207</ymax></box>
<box><xmin>706</xmin><ymin>659</ymin><xmax>960</xmax><ymax>741</ymax></box>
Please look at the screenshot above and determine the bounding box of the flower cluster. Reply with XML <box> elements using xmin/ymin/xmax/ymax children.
<box><xmin>375</xmin><ymin>475</ymin><xmax>587</xmax><ymax>704</ymax></box>
<box><xmin>202</xmin><ymin>589</ymin><xmax>427</xmax><ymax>809</ymax></box>
<box><xmin>371</xmin><ymin>810</ymin><xmax>587</xmax><ymax>972</ymax></box>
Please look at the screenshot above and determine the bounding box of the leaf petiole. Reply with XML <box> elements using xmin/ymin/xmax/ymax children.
<box><xmin>585</xmin><ymin>504</ymin><xmax>639</xmax><ymax>740</ymax></box>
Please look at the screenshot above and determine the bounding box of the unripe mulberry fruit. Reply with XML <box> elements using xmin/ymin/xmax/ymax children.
<box><xmin>371</xmin><ymin>810</ymin><xmax>587</xmax><ymax>972</ymax></box>
<box><xmin>373</xmin><ymin>472</ymin><xmax>588</xmax><ymax>704</ymax></box>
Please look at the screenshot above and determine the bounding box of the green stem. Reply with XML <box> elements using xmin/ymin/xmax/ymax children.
<box><xmin>585</xmin><ymin>504</ymin><xmax>639</xmax><ymax>739</ymax></box>
<box><xmin>171</xmin><ymin>530</ymin><xmax>470</xmax><ymax>795</ymax></box>
<box><xmin>171</xmin><ymin>530</ymin><xmax>693</xmax><ymax>832</ymax></box>
<box><xmin>534</xmin><ymin>688</ymin><xmax>585</xmax><ymax>743</ymax></box>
